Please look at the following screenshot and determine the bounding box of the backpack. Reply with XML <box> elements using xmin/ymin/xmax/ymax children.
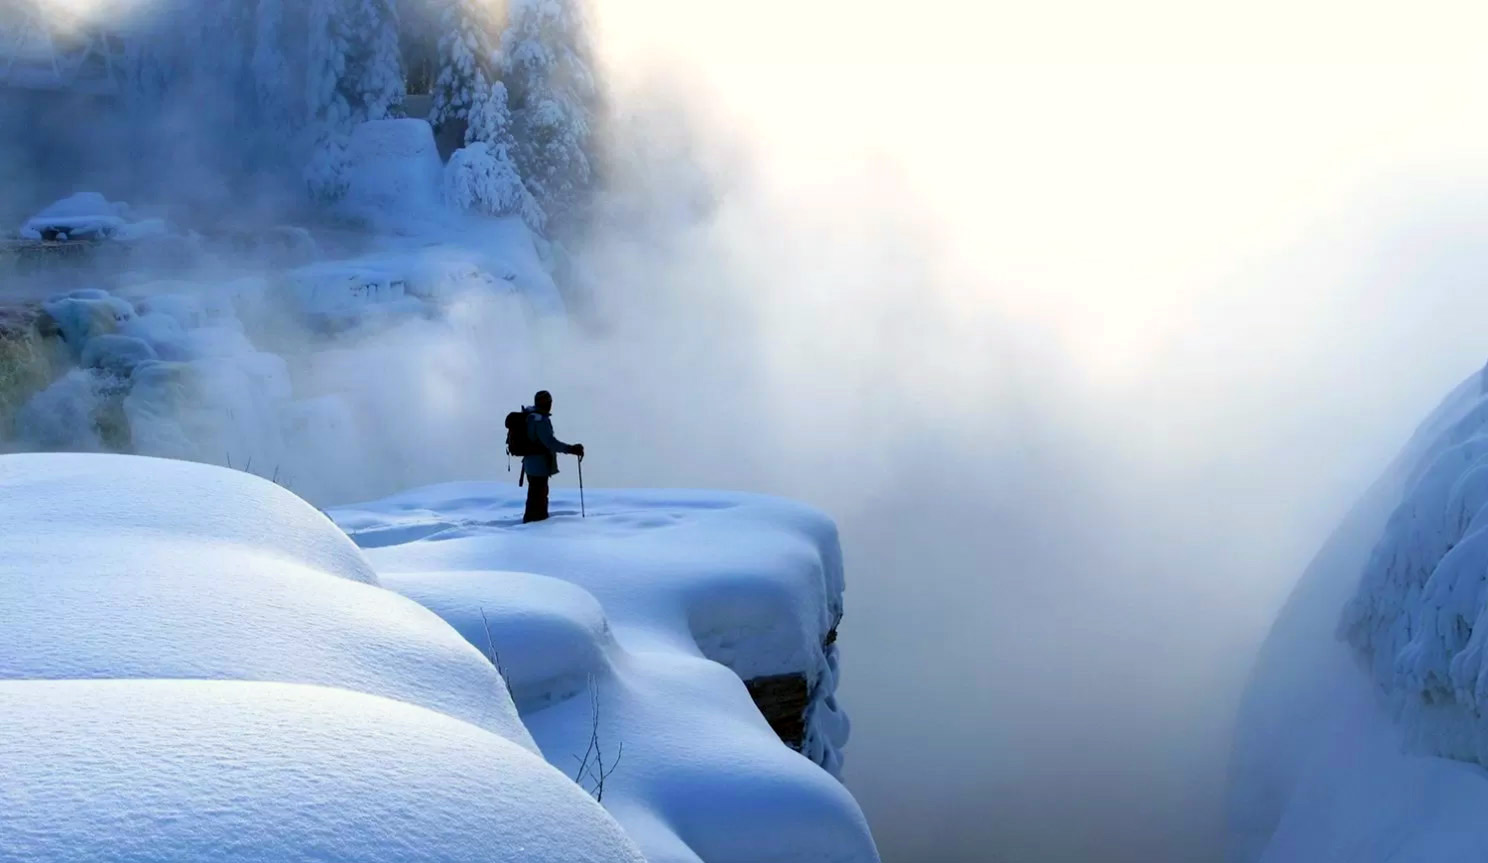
<box><xmin>505</xmin><ymin>408</ymin><xmax>538</xmax><ymax>457</ymax></box>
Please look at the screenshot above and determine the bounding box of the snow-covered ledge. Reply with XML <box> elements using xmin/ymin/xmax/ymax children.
<box><xmin>331</xmin><ymin>483</ymin><xmax>876</xmax><ymax>863</ymax></box>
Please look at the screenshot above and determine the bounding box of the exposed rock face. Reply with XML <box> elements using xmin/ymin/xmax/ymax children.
<box><xmin>745</xmin><ymin>625</ymin><xmax>839</xmax><ymax>754</ymax></box>
<box><xmin>745</xmin><ymin>673</ymin><xmax>812</xmax><ymax>749</ymax></box>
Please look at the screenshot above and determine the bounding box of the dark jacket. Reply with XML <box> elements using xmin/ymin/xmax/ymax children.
<box><xmin>522</xmin><ymin>409</ymin><xmax>576</xmax><ymax>479</ymax></box>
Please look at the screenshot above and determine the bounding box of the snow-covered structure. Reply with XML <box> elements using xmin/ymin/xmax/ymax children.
<box><xmin>0</xmin><ymin>454</ymin><xmax>878</xmax><ymax>862</ymax></box>
<box><xmin>1231</xmin><ymin>363</ymin><xmax>1488</xmax><ymax>861</ymax></box>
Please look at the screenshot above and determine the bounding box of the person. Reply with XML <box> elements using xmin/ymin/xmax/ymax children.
<box><xmin>522</xmin><ymin>389</ymin><xmax>584</xmax><ymax>523</ymax></box>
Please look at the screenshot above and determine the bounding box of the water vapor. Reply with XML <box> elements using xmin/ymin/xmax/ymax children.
<box><xmin>557</xmin><ymin>6</ymin><xmax>1488</xmax><ymax>861</ymax></box>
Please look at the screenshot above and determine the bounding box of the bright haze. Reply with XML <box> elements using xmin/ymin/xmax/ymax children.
<box><xmin>18</xmin><ymin>0</ymin><xmax>1488</xmax><ymax>860</ymax></box>
<box><xmin>570</xmin><ymin>2</ymin><xmax>1488</xmax><ymax>861</ymax></box>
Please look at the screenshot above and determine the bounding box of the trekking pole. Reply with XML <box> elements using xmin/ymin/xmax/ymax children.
<box><xmin>577</xmin><ymin>456</ymin><xmax>586</xmax><ymax>518</ymax></box>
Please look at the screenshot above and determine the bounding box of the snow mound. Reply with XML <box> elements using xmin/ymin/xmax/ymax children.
<box><xmin>333</xmin><ymin>484</ymin><xmax>879</xmax><ymax>863</ymax></box>
<box><xmin>0</xmin><ymin>680</ymin><xmax>646</xmax><ymax>863</ymax></box>
<box><xmin>1</xmin><ymin>453</ymin><xmax>374</xmax><ymax>583</ymax></box>
<box><xmin>0</xmin><ymin>454</ymin><xmax>648</xmax><ymax>861</ymax></box>
<box><xmin>0</xmin><ymin>453</ymin><xmax>536</xmax><ymax>744</ymax></box>
<box><xmin>1232</xmin><ymin>364</ymin><xmax>1488</xmax><ymax>861</ymax></box>
<box><xmin>382</xmin><ymin>569</ymin><xmax>614</xmax><ymax>713</ymax></box>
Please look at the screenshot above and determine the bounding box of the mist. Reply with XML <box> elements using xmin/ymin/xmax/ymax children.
<box><xmin>10</xmin><ymin>1</ymin><xmax>1488</xmax><ymax>860</ymax></box>
<box><xmin>553</xmin><ymin>6</ymin><xmax>1488</xmax><ymax>859</ymax></box>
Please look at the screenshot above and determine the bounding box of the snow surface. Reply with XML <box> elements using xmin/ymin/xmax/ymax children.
<box><xmin>1232</xmin><ymin>363</ymin><xmax>1488</xmax><ymax>862</ymax></box>
<box><xmin>332</xmin><ymin>483</ymin><xmax>878</xmax><ymax>863</ymax></box>
<box><xmin>0</xmin><ymin>453</ymin><xmax>646</xmax><ymax>863</ymax></box>
<box><xmin>0</xmin><ymin>681</ymin><xmax>645</xmax><ymax>863</ymax></box>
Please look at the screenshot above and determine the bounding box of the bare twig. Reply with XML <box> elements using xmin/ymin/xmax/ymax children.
<box><xmin>570</xmin><ymin>675</ymin><xmax>622</xmax><ymax>802</ymax></box>
<box><xmin>479</xmin><ymin>607</ymin><xmax>513</xmax><ymax>700</ymax></box>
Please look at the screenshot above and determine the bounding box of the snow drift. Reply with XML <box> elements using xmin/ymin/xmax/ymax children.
<box><xmin>0</xmin><ymin>453</ymin><xmax>644</xmax><ymax>863</ymax></box>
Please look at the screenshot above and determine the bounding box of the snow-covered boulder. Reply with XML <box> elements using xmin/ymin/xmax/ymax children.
<box><xmin>18</xmin><ymin>192</ymin><xmax>170</xmax><ymax>243</ymax></box>
<box><xmin>332</xmin><ymin>484</ymin><xmax>879</xmax><ymax>863</ymax></box>
<box><xmin>0</xmin><ymin>453</ymin><xmax>645</xmax><ymax>863</ymax></box>
<box><xmin>119</xmin><ymin>311</ymin><xmax>190</xmax><ymax>360</ymax></box>
<box><xmin>19</xmin><ymin>192</ymin><xmax>128</xmax><ymax>241</ymax></box>
<box><xmin>80</xmin><ymin>333</ymin><xmax>158</xmax><ymax>377</ymax></box>
<box><xmin>40</xmin><ymin>290</ymin><xmax>136</xmax><ymax>350</ymax></box>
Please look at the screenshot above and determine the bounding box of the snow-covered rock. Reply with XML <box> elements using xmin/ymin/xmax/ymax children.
<box><xmin>80</xmin><ymin>333</ymin><xmax>158</xmax><ymax>376</ymax></box>
<box><xmin>1232</xmin><ymin>363</ymin><xmax>1488</xmax><ymax>861</ymax></box>
<box><xmin>339</xmin><ymin>119</ymin><xmax>445</xmax><ymax>234</ymax></box>
<box><xmin>0</xmin><ymin>453</ymin><xmax>645</xmax><ymax>863</ymax></box>
<box><xmin>119</xmin><ymin>311</ymin><xmax>190</xmax><ymax>360</ymax></box>
<box><xmin>332</xmin><ymin>484</ymin><xmax>878</xmax><ymax>863</ymax></box>
<box><xmin>18</xmin><ymin>193</ymin><xmax>171</xmax><ymax>243</ymax></box>
<box><xmin>41</xmin><ymin>290</ymin><xmax>136</xmax><ymax>350</ymax></box>
<box><xmin>19</xmin><ymin>192</ymin><xmax>128</xmax><ymax>241</ymax></box>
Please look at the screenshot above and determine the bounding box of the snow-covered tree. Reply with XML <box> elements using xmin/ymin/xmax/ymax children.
<box><xmin>499</xmin><ymin>0</ymin><xmax>599</xmax><ymax>229</ymax></box>
<box><xmin>443</xmin><ymin>83</ymin><xmax>543</xmax><ymax>227</ymax></box>
<box><xmin>344</xmin><ymin>0</ymin><xmax>405</xmax><ymax>122</ymax></box>
<box><xmin>251</xmin><ymin>0</ymin><xmax>297</xmax><ymax>132</ymax></box>
<box><xmin>428</xmin><ymin>0</ymin><xmax>498</xmax><ymax>134</ymax></box>
<box><xmin>304</xmin><ymin>0</ymin><xmax>355</xmax><ymax>200</ymax></box>
<box><xmin>430</xmin><ymin>0</ymin><xmax>543</xmax><ymax>227</ymax></box>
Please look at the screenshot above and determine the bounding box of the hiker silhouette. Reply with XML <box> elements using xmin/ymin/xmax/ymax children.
<box><xmin>518</xmin><ymin>390</ymin><xmax>584</xmax><ymax>523</ymax></box>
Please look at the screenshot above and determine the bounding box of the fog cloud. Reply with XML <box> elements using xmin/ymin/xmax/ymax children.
<box><xmin>561</xmin><ymin>7</ymin><xmax>1488</xmax><ymax>860</ymax></box>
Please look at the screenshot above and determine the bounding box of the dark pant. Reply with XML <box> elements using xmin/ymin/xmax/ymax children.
<box><xmin>524</xmin><ymin>474</ymin><xmax>550</xmax><ymax>523</ymax></box>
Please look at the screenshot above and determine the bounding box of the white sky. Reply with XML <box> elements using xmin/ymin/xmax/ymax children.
<box><xmin>592</xmin><ymin>0</ymin><xmax>1488</xmax><ymax>388</ymax></box>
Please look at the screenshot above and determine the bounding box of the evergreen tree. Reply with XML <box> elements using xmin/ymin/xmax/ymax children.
<box><xmin>443</xmin><ymin>82</ymin><xmax>543</xmax><ymax>227</ymax></box>
<box><xmin>499</xmin><ymin>0</ymin><xmax>598</xmax><ymax>228</ymax></box>
<box><xmin>304</xmin><ymin>0</ymin><xmax>354</xmax><ymax>200</ymax></box>
<box><xmin>428</xmin><ymin>0</ymin><xmax>497</xmax><ymax>135</ymax></box>
<box><xmin>344</xmin><ymin>0</ymin><xmax>405</xmax><ymax>122</ymax></box>
<box><xmin>251</xmin><ymin>0</ymin><xmax>298</xmax><ymax>134</ymax></box>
